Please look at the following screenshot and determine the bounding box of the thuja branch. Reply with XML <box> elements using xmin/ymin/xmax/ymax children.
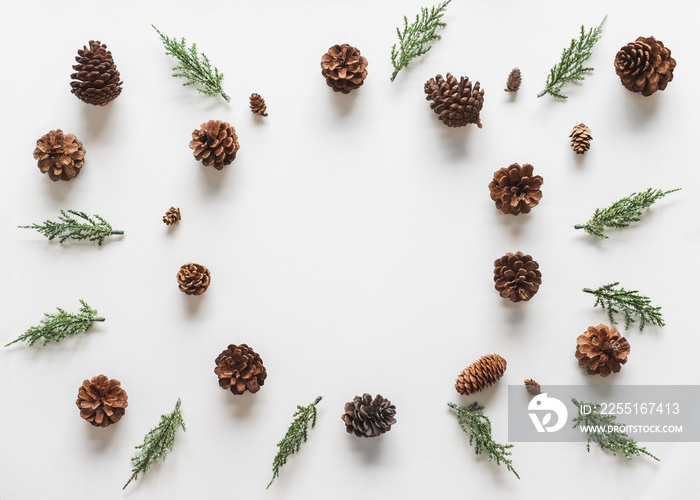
<box><xmin>583</xmin><ymin>282</ymin><xmax>664</xmax><ymax>330</ymax></box>
<box><xmin>19</xmin><ymin>210</ymin><xmax>123</xmax><ymax>245</ymax></box>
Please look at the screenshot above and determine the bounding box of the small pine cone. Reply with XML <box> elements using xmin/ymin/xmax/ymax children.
<box><xmin>493</xmin><ymin>251</ymin><xmax>542</xmax><ymax>302</ymax></box>
<box><xmin>524</xmin><ymin>379</ymin><xmax>542</xmax><ymax>396</ymax></box>
<box><xmin>189</xmin><ymin>120</ymin><xmax>240</xmax><ymax>170</ymax></box>
<box><xmin>489</xmin><ymin>163</ymin><xmax>543</xmax><ymax>215</ymax></box>
<box><xmin>424</xmin><ymin>73</ymin><xmax>485</xmax><ymax>128</ymax></box>
<box><xmin>320</xmin><ymin>44</ymin><xmax>368</xmax><ymax>94</ymax></box>
<box><xmin>504</xmin><ymin>68</ymin><xmax>522</xmax><ymax>92</ymax></box>
<box><xmin>214</xmin><ymin>344</ymin><xmax>267</xmax><ymax>394</ymax></box>
<box><xmin>455</xmin><ymin>354</ymin><xmax>507</xmax><ymax>395</ymax></box>
<box><xmin>163</xmin><ymin>207</ymin><xmax>181</xmax><ymax>225</ymax></box>
<box><xmin>177</xmin><ymin>263</ymin><xmax>211</xmax><ymax>295</ymax></box>
<box><xmin>76</xmin><ymin>375</ymin><xmax>128</xmax><ymax>427</ymax></box>
<box><xmin>341</xmin><ymin>393</ymin><xmax>396</xmax><ymax>438</ymax></box>
<box><xmin>575</xmin><ymin>324</ymin><xmax>630</xmax><ymax>377</ymax></box>
<box><xmin>70</xmin><ymin>41</ymin><xmax>123</xmax><ymax>106</ymax></box>
<box><xmin>249</xmin><ymin>93</ymin><xmax>268</xmax><ymax>116</ymax></box>
<box><xmin>614</xmin><ymin>36</ymin><xmax>676</xmax><ymax>96</ymax></box>
<box><xmin>569</xmin><ymin>123</ymin><xmax>592</xmax><ymax>154</ymax></box>
<box><xmin>33</xmin><ymin>129</ymin><xmax>86</xmax><ymax>181</ymax></box>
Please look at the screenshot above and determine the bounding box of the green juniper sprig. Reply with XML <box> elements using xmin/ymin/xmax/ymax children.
<box><xmin>152</xmin><ymin>25</ymin><xmax>230</xmax><ymax>102</ymax></box>
<box><xmin>124</xmin><ymin>398</ymin><xmax>186</xmax><ymax>490</ymax></box>
<box><xmin>572</xmin><ymin>398</ymin><xmax>659</xmax><ymax>461</ymax></box>
<box><xmin>19</xmin><ymin>209</ymin><xmax>123</xmax><ymax>245</ymax></box>
<box><xmin>448</xmin><ymin>402</ymin><xmax>519</xmax><ymax>479</ymax></box>
<box><xmin>538</xmin><ymin>16</ymin><xmax>606</xmax><ymax>99</ymax></box>
<box><xmin>390</xmin><ymin>0</ymin><xmax>451</xmax><ymax>82</ymax></box>
<box><xmin>583</xmin><ymin>282</ymin><xmax>664</xmax><ymax>331</ymax></box>
<box><xmin>575</xmin><ymin>188</ymin><xmax>680</xmax><ymax>238</ymax></box>
<box><xmin>267</xmin><ymin>396</ymin><xmax>322</xmax><ymax>489</ymax></box>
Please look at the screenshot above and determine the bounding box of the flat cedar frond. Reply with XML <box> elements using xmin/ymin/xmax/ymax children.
<box><xmin>538</xmin><ymin>16</ymin><xmax>606</xmax><ymax>99</ymax></box>
<box><xmin>583</xmin><ymin>282</ymin><xmax>664</xmax><ymax>330</ymax></box>
<box><xmin>267</xmin><ymin>396</ymin><xmax>322</xmax><ymax>489</ymax></box>
<box><xmin>448</xmin><ymin>402</ymin><xmax>520</xmax><ymax>479</ymax></box>
<box><xmin>390</xmin><ymin>0</ymin><xmax>451</xmax><ymax>82</ymax></box>
<box><xmin>19</xmin><ymin>210</ymin><xmax>123</xmax><ymax>245</ymax></box>
<box><xmin>575</xmin><ymin>188</ymin><xmax>680</xmax><ymax>238</ymax></box>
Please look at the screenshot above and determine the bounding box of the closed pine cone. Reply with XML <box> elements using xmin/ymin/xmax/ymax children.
<box><xmin>455</xmin><ymin>354</ymin><xmax>507</xmax><ymax>395</ymax></box>
<box><xmin>177</xmin><ymin>263</ymin><xmax>211</xmax><ymax>295</ymax></box>
<box><xmin>504</xmin><ymin>68</ymin><xmax>522</xmax><ymax>92</ymax></box>
<box><xmin>575</xmin><ymin>324</ymin><xmax>630</xmax><ymax>377</ymax></box>
<box><xmin>489</xmin><ymin>163</ymin><xmax>543</xmax><ymax>215</ymax></box>
<box><xmin>249</xmin><ymin>93</ymin><xmax>268</xmax><ymax>116</ymax></box>
<box><xmin>424</xmin><ymin>73</ymin><xmax>484</xmax><ymax>128</ymax></box>
<box><xmin>320</xmin><ymin>44</ymin><xmax>368</xmax><ymax>94</ymax></box>
<box><xmin>341</xmin><ymin>393</ymin><xmax>396</xmax><ymax>438</ymax></box>
<box><xmin>493</xmin><ymin>252</ymin><xmax>542</xmax><ymax>302</ymax></box>
<box><xmin>215</xmin><ymin>344</ymin><xmax>267</xmax><ymax>394</ymax></box>
<box><xmin>163</xmin><ymin>207</ymin><xmax>181</xmax><ymax>225</ymax></box>
<box><xmin>33</xmin><ymin>129</ymin><xmax>86</xmax><ymax>181</ymax></box>
<box><xmin>189</xmin><ymin>120</ymin><xmax>240</xmax><ymax>170</ymax></box>
<box><xmin>570</xmin><ymin>123</ymin><xmax>592</xmax><ymax>154</ymax></box>
<box><xmin>76</xmin><ymin>375</ymin><xmax>128</xmax><ymax>427</ymax></box>
<box><xmin>524</xmin><ymin>379</ymin><xmax>542</xmax><ymax>396</ymax></box>
<box><xmin>70</xmin><ymin>41</ymin><xmax>123</xmax><ymax>106</ymax></box>
<box><xmin>614</xmin><ymin>36</ymin><xmax>676</xmax><ymax>96</ymax></box>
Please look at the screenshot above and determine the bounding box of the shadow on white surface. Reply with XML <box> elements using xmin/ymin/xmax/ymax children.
<box><xmin>620</xmin><ymin>89</ymin><xmax>661</xmax><ymax>126</ymax></box>
<box><xmin>182</xmin><ymin>293</ymin><xmax>206</xmax><ymax>316</ymax></box>
<box><xmin>347</xmin><ymin>432</ymin><xmax>386</xmax><ymax>464</ymax></box>
<box><xmin>221</xmin><ymin>390</ymin><xmax>260</xmax><ymax>419</ymax></box>
<box><xmin>44</xmin><ymin>177</ymin><xmax>77</xmax><ymax>206</ymax></box>
<box><xmin>84</xmin><ymin>419</ymin><xmax>122</xmax><ymax>451</ymax></box>
<box><xmin>81</xmin><ymin>102</ymin><xmax>115</xmax><ymax>141</ymax></box>
<box><xmin>329</xmin><ymin>89</ymin><xmax>360</xmax><ymax>118</ymax></box>
<box><xmin>436</xmin><ymin>124</ymin><xmax>474</xmax><ymax>160</ymax></box>
<box><xmin>491</xmin><ymin>211</ymin><xmax>533</xmax><ymax>238</ymax></box>
<box><xmin>198</xmin><ymin>163</ymin><xmax>230</xmax><ymax>194</ymax></box>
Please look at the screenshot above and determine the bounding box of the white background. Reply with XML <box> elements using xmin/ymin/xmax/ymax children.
<box><xmin>1</xmin><ymin>1</ymin><xmax>698</xmax><ymax>498</ymax></box>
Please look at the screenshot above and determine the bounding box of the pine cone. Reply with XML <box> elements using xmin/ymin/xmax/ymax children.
<box><xmin>524</xmin><ymin>379</ymin><xmax>542</xmax><ymax>396</ymax></box>
<box><xmin>488</xmin><ymin>163</ymin><xmax>543</xmax><ymax>215</ymax></box>
<box><xmin>76</xmin><ymin>375</ymin><xmax>128</xmax><ymax>427</ymax></box>
<box><xmin>424</xmin><ymin>73</ymin><xmax>484</xmax><ymax>128</ymax></box>
<box><xmin>570</xmin><ymin>123</ymin><xmax>592</xmax><ymax>154</ymax></box>
<box><xmin>33</xmin><ymin>129</ymin><xmax>86</xmax><ymax>181</ymax></box>
<box><xmin>215</xmin><ymin>344</ymin><xmax>267</xmax><ymax>394</ymax></box>
<box><xmin>70</xmin><ymin>41</ymin><xmax>123</xmax><ymax>106</ymax></box>
<box><xmin>163</xmin><ymin>207</ymin><xmax>181</xmax><ymax>225</ymax></box>
<box><xmin>341</xmin><ymin>393</ymin><xmax>396</xmax><ymax>438</ymax></box>
<box><xmin>320</xmin><ymin>44</ymin><xmax>368</xmax><ymax>94</ymax></box>
<box><xmin>614</xmin><ymin>36</ymin><xmax>676</xmax><ymax>96</ymax></box>
<box><xmin>493</xmin><ymin>251</ymin><xmax>542</xmax><ymax>302</ymax></box>
<box><xmin>249</xmin><ymin>93</ymin><xmax>268</xmax><ymax>116</ymax></box>
<box><xmin>177</xmin><ymin>263</ymin><xmax>211</xmax><ymax>295</ymax></box>
<box><xmin>504</xmin><ymin>68</ymin><xmax>522</xmax><ymax>92</ymax></box>
<box><xmin>189</xmin><ymin>120</ymin><xmax>240</xmax><ymax>170</ymax></box>
<box><xmin>455</xmin><ymin>354</ymin><xmax>507</xmax><ymax>395</ymax></box>
<box><xmin>575</xmin><ymin>324</ymin><xmax>630</xmax><ymax>377</ymax></box>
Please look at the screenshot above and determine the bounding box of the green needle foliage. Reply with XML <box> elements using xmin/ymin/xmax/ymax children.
<box><xmin>583</xmin><ymin>282</ymin><xmax>664</xmax><ymax>331</ymax></box>
<box><xmin>538</xmin><ymin>16</ymin><xmax>606</xmax><ymax>99</ymax></box>
<box><xmin>575</xmin><ymin>188</ymin><xmax>680</xmax><ymax>238</ymax></box>
<box><xmin>448</xmin><ymin>402</ymin><xmax>519</xmax><ymax>479</ymax></box>
<box><xmin>390</xmin><ymin>0</ymin><xmax>451</xmax><ymax>82</ymax></box>
<box><xmin>267</xmin><ymin>396</ymin><xmax>322</xmax><ymax>489</ymax></box>
<box><xmin>152</xmin><ymin>25</ymin><xmax>230</xmax><ymax>102</ymax></box>
<box><xmin>5</xmin><ymin>300</ymin><xmax>104</xmax><ymax>347</ymax></box>
<box><xmin>572</xmin><ymin>398</ymin><xmax>659</xmax><ymax>461</ymax></box>
<box><xmin>19</xmin><ymin>209</ymin><xmax>123</xmax><ymax>246</ymax></box>
<box><xmin>124</xmin><ymin>399</ymin><xmax>186</xmax><ymax>490</ymax></box>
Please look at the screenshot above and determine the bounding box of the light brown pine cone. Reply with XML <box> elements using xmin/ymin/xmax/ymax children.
<box><xmin>33</xmin><ymin>129</ymin><xmax>86</xmax><ymax>181</ymax></box>
<box><xmin>76</xmin><ymin>375</ymin><xmax>128</xmax><ymax>427</ymax></box>
<box><xmin>455</xmin><ymin>354</ymin><xmax>507</xmax><ymax>395</ymax></box>
<box><xmin>575</xmin><ymin>324</ymin><xmax>630</xmax><ymax>377</ymax></box>
<box><xmin>320</xmin><ymin>44</ymin><xmax>369</xmax><ymax>94</ymax></box>
<box><xmin>177</xmin><ymin>263</ymin><xmax>211</xmax><ymax>295</ymax></box>
<box><xmin>489</xmin><ymin>163</ymin><xmax>543</xmax><ymax>215</ymax></box>
<box><xmin>163</xmin><ymin>207</ymin><xmax>181</xmax><ymax>225</ymax></box>
<box><xmin>570</xmin><ymin>123</ymin><xmax>592</xmax><ymax>154</ymax></box>
<box><xmin>215</xmin><ymin>344</ymin><xmax>267</xmax><ymax>394</ymax></box>
<box><xmin>493</xmin><ymin>252</ymin><xmax>542</xmax><ymax>302</ymax></box>
<box><xmin>189</xmin><ymin>120</ymin><xmax>240</xmax><ymax>170</ymax></box>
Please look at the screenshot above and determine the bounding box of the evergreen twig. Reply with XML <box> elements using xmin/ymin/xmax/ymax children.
<box><xmin>583</xmin><ymin>282</ymin><xmax>664</xmax><ymax>330</ymax></box>
<box><xmin>19</xmin><ymin>210</ymin><xmax>123</xmax><ymax>246</ymax></box>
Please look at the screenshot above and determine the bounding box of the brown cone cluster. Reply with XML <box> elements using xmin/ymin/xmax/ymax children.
<box><xmin>33</xmin><ymin>129</ymin><xmax>86</xmax><ymax>181</ymax></box>
<box><xmin>163</xmin><ymin>207</ymin><xmax>181</xmax><ymax>225</ymax></box>
<box><xmin>70</xmin><ymin>41</ymin><xmax>123</xmax><ymax>106</ymax></box>
<box><xmin>215</xmin><ymin>344</ymin><xmax>267</xmax><ymax>395</ymax></box>
<box><xmin>342</xmin><ymin>393</ymin><xmax>396</xmax><ymax>438</ymax></box>
<box><xmin>614</xmin><ymin>36</ymin><xmax>676</xmax><ymax>96</ymax></box>
<box><xmin>249</xmin><ymin>93</ymin><xmax>268</xmax><ymax>116</ymax></box>
<box><xmin>504</xmin><ymin>68</ymin><xmax>522</xmax><ymax>92</ymax></box>
<box><xmin>76</xmin><ymin>375</ymin><xmax>128</xmax><ymax>427</ymax></box>
<box><xmin>189</xmin><ymin>120</ymin><xmax>240</xmax><ymax>170</ymax></box>
<box><xmin>320</xmin><ymin>44</ymin><xmax>368</xmax><ymax>94</ymax></box>
<box><xmin>489</xmin><ymin>163</ymin><xmax>543</xmax><ymax>215</ymax></box>
<box><xmin>570</xmin><ymin>123</ymin><xmax>592</xmax><ymax>154</ymax></box>
<box><xmin>524</xmin><ymin>379</ymin><xmax>542</xmax><ymax>396</ymax></box>
<box><xmin>575</xmin><ymin>324</ymin><xmax>630</xmax><ymax>377</ymax></box>
<box><xmin>493</xmin><ymin>252</ymin><xmax>542</xmax><ymax>302</ymax></box>
<box><xmin>177</xmin><ymin>263</ymin><xmax>211</xmax><ymax>295</ymax></box>
<box><xmin>424</xmin><ymin>73</ymin><xmax>484</xmax><ymax>128</ymax></box>
<box><xmin>456</xmin><ymin>354</ymin><xmax>507</xmax><ymax>395</ymax></box>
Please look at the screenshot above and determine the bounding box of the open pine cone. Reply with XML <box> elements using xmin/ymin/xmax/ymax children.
<box><xmin>456</xmin><ymin>354</ymin><xmax>507</xmax><ymax>395</ymax></box>
<box><xmin>424</xmin><ymin>73</ymin><xmax>484</xmax><ymax>128</ymax></box>
<box><xmin>249</xmin><ymin>93</ymin><xmax>268</xmax><ymax>116</ymax></box>
<box><xmin>76</xmin><ymin>375</ymin><xmax>128</xmax><ymax>427</ymax></box>
<box><xmin>189</xmin><ymin>120</ymin><xmax>240</xmax><ymax>170</ymax></box>
<box><xmin>70</xmin><ymin>41</ymin><xmax>123</xmax><ymax>106</ymax></box>
<box><xmin>570</xmin><ymin>123</ymin><xmax>592</xmax><ymax>154</ymax></box>
<box><xmin>320</xmin><ymin>44</ymin><xmax>368</xmax><ymax>94</ymax></box>
<box><xmin>575</xmin><ymin>324</ymin><xmax>630</xmax><ymax>377</ymax></box>
<box><xmin>342</xmin><ymin>393</ymin><xmax>396</xmax><ymax>438</ymax></box>
<box><xmin>493</xmin><ymin>252</ymin><xmax>542</xmax><ymax>302</ymax></box>
<box><xmin>33</xmin><ymin>130</ymin><xmax>86</xmax><ymax>181</ymax></box>
<box><xmin>215</xmin><ymin>344</ymin><xmax>267</xmax><ymax>394</ymax></box>
<box><xmin>163</xmin><ymin>207</ymin><xmax>181</xmax><ymax>225</ymax></box>
<box><xmin>489</xmin><ymin>163</ymin><xmax>543</xmax><ymax>215</ymax></box>
<box><xmin>177</xmin><ymin>263</ymin><xmax>211</xmax><ymax>295</ymax></box>
<box><xmin>614</xmin><ymin>36</ymin><xmax>676</xmax><ymax>96</ymax></box>
<box><xmin>524</xmin><ymin>379</ymin><xmax>542</xmax><ymax>396</ymax></box>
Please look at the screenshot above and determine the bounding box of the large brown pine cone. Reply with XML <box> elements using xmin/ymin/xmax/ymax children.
<box><xmin>189</xmin><ymin>120</ymin><xmax>240</xmax><ymax>170</ymax></box>
<box><xmin>341</xmin><ymin>393</ymin><xmax>396</xmax><ymax>438</ymax></box>
<box><xmin>493</xmin><ymin>252</ymin><xmax>542</xmax><ymax>302</ymax></box>
<box><xmin>76</xmin><ymin>375</ymin><xmax>128</xmax><ymax>427</ymax></box>
<box><xmin>455</xmin><ymin>354</ymin><xmax>507</xmax><ymax>395</ymax></box>
<box><xmin>215</xmin><ymin>344</ymin><xmax>267</xmax><ymax>394</ymax></box>
<box><xmin>575</xmin><ymin>324</ymin><xmax>630</xmax><ymax>377</ymax></box>
<box><xmin>320</xmin><ymin>44</ymin><xmax>368</xmax><ymax>94</ymax></box>
<box><xmin>614</xmin><ymin>36</ymin><xmax>676</xmax><ymax>96</ymax></box>
<box><xmin>177</xmin><ymin>263</ymin><xmax>211</xmax><ymax>295</ymax></box>
<box><xmin>33</xmin><ymin>129</ymin><xmax>86</xmax><ymax>181</ymax></box>
<box><xmin>70</xmin><ymin>41</ymin><xmax>123</xmax><ymax>106</ymax></box>
<box><xmin>424</xmin><ymin>73</ymin><xmax>484</xmax><ymax>128</ymax></box>
<box><xmin>489</xmin><ymin>163</ymin><xmax>543</xmax><ymax>215</ymax></box>
<box><xmin>570</xmin><ymin>123</ymin><xmax>592</xmax><ymax>154</ymax></box>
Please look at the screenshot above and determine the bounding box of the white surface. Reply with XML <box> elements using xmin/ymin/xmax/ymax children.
<box><xmin>1</xmin><ymin>1</ymin><xmax>698</xmax><ymax>498</ymax></box>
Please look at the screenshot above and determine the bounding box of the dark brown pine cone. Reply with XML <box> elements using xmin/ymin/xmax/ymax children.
<box><xmin>76</xmin><ymin>375</ymin><xmax>128</xmax><ymax>427</ymax></box>
<box><xmin>614</xmin><ymin>36</ymin><xmax>676</xmax><ymax>96</ymax></box>
<box><xmin>163</xmin><ymin>207</ymin><xmax>181</xmax><ymax>225</ymax></box>
<box><xmin>570</xmin><ymin>123</ymin><xmax>592</xmax><ymax>154</ymax></box>
<box><xmin>524</xmin><ymin>379</ymin><xmax>542</xmax><ymax>396</ymax></box>
<box><xmin>341</xmin><ymin>393</ymin><xmax>396</xmax><ymax>437</ymax></box>
<box><xmin>424</xmin><ymin>73</ymin><xmax>484</xmax><ymax>128</ymax></box>
<box><xmin>504</xmin><ymin>68</ymin><xmax>522</xmax><ymax>92</ymax></box>
<box><xmin>189</xmin><ymin>120</ymin><xmax>240</xmax><ymax>170</ymax></box>
<box><xmin>575</xmin><ymin>324</ymin><xmax>630</xmax><ymax>377</ymax></box>
<box><xmin>493</xmin><ymin>252</ymin><xmax>542</xmax><ymax>302</ymax></box>
<box><xmin>33</xmin><ymin>129</ymin><xmax>86</xmax><ymax>181</ymax></box>
<box><xmin>455</xmin><ymin>354</ymin><xmax>507</xmax><ymax>395</ymax></box>
<box><xmin>214</xmin><ymin>344</ymin><xmax>267</xmax><ymax>394</ymax></box>
<box><xmin>249</xmin><ymin>93</ymin><xmax>268</xmax><ymax>116</ymax></box>
<box><xmin>177</xmin><ymin>263</ymin><xmax>211</xmax><ymax>295</ymax></box>
<box><xmin>70</xmin><ymin>40</ymin><xmax>123</xmax><ymax>106</ymax></box>
<box><xmin>488</xmin><ymin>163</ymin><xmax>543</xmax><ymax>215</ymax></box>
<box><xmin>320</xmin><ymin>44</ymin><xmax>369</xmax><ymax>94</ymax></box>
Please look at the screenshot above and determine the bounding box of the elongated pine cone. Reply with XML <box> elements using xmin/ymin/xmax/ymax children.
<box><xmin>494</xmin><ymin>252</ymin><xmax>542</xmax><ymax>302</ymax></box>
<box><xmin>575</xmin><ymin>324</ymin><xmax>630</xmax><ymax>377</ymax></box>
<box><xmin>342</xmin><ymin>393</ymin><xmax>396</xmax><ymax>438</ymax></box>
<box><xmin>320</xmin><ymin>44</ymin><xmax>368</xmax><ymax>94</ymax></box>
<box><xmin>570</xmin><ymin>123</ymin><xmax>592</xmax><ymax>154</ymax></box>
<box><xmin>70</xmin><ymin>41</ymin><xmax>123</xmax><ymax>106</ymax></box>
<box><xmin>524</xmin><ymin>379</ymin><xmax>542</xmax><ymax>396</ymax></box>
<box><xmin>614</xmin><ymin>37</ymin><xmax>676</xmax><ymax>96</ymax></box>
<box><xmin>424</xmin><ymin>73</ymin><xmax>484</xmax><ymax>128</ymax></box>
<box><xmin>177</xmin><ymin>263</ymin><xmax>211</xmax><ymax>295</ymax></box>
<box><xmin>249</xmin><ymin>93</ymin><xmax>268</xmax><ymax>116</ymax></box>
<box><xmin>33</xmin><ymin>129</ymin><xmax>86</xmax><ymax>181</ymax></box>
<box><xmin>455</xmin><ymin>354</ymin><xmax>507</xmax><ymax>395</ymax></box>
<box><xmin>489</xmin><ymin>163</ymin><xmax>543</xmax><ymax>215</ymax></box>
<box><xmin>189</xmin><ymin>120</ymin><xmax>240</xmax><ymax>170</ymax></box>
<box><xmin>504</xmin><ymin>68</ymin><xmax>522</xmax><ymax>92</ymax></box>
<box><xmin>163</xmin><ymin>207</ymin><xmax>181</xmax><ymax>225</ymax></box>
<box><xmin>76</xmin><ymin>375</ymin><xmax>128</xmax><ymax>427</ymax></box>
<box><xmin>215</xmin><ymin>344</ymin><xmax>267</xmax><ymax>394</ymax></box>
